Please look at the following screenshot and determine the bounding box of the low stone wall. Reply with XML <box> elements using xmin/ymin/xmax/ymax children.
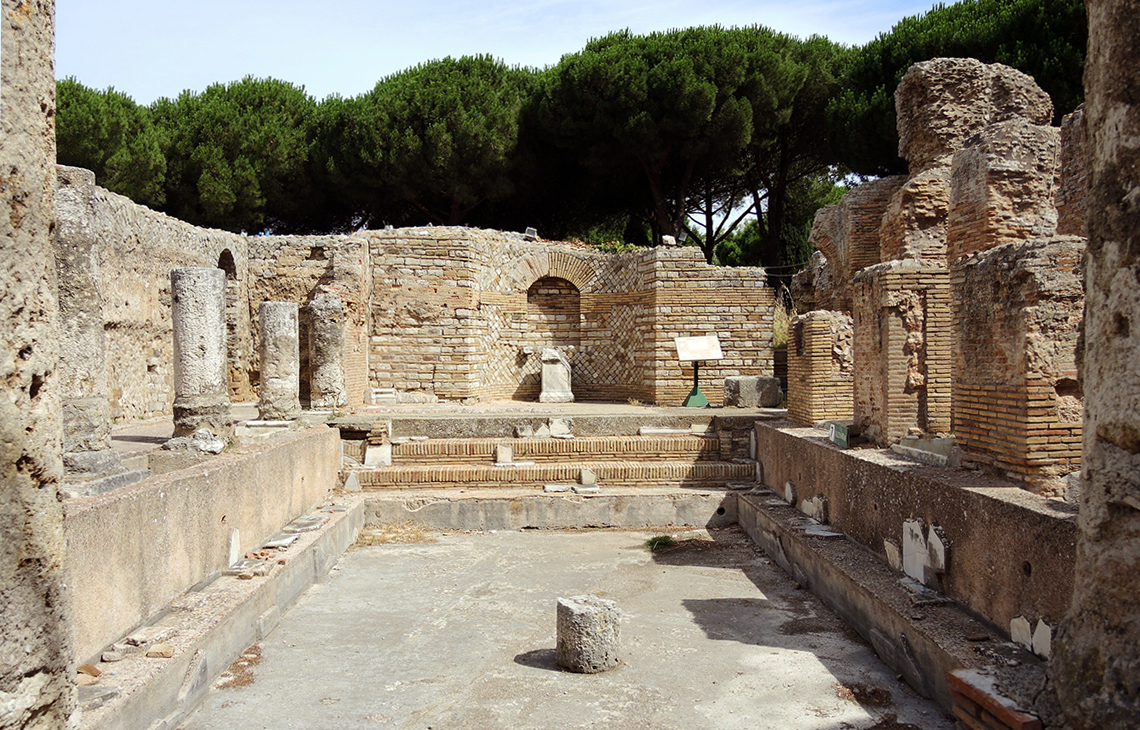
<box><xmin>63</xmin><ymin>427</ymin><xmax>340</xmax><ymax>663</ymax></box>
<box><xmin>753</xmin><ymin>420</ymin><xmax>1076</xmax><ymax>635</ymax></box>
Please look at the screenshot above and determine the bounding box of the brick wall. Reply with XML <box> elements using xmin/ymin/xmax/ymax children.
<box><xmin>787</xmin><ymin>311</ymin><xmax>854</xmax><ymax>425</ymax></box>
<box><xmin>951</xmin><ymin>237</ymin><xmax>1085</xmax><ymax>493</ymax></box>
<box><xmin>852</xmin><ymin>261</ymin><xmax>952</xmax><ymax>445</ymax></box>
<box><xmin>367</xmin><ymin>231</ymin><xmax>772</xmax><ymax>405</ymax></box>
<box><xmin>808</xmin><ymin>176</ymin><xmax>905</xmax><ymax>310</ymax></box>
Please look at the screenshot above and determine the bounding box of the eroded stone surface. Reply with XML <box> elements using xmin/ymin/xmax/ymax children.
<box><xmin>556</xmin><ymin>594</ymin><xmax>621</xmax><ymax>673</ymax></box>
<box><xmin>258</xmin><ymin>302</ymin><xmax>301</xmax><ymax>421</ymax></box>
<box><xmin>0</xmin><ymin>1</ymin><xmax>75</xmax><ymax>725</ymax></box>
<box><xmin>172</xmin><ymin>267</ymin><xmax>233</xmax><ymax>436</ymax></box>
<box><xmin>896</xmin><ymin>57</ymin><xmax>1053</xmax><ymax>173</ymax></box>
<box><xmin>1051</xmin><ymin>2</ymin><xmax>1140</xmax><ymax>726</ymax></box>
<box><xmin>308</xmin><ymin>294</ymin><xmax>347</xmax><ymax>409</ymax></box>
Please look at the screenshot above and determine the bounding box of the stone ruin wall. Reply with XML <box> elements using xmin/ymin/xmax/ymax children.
<box><xmin>793</xmin><ymin>57</ymin><xmax>1088</xmax><ymax>494</ymax></box>
<box><xmin>53</xmin><ymin>184</ymin><xmax>774</xmax><ymax>413</ymax></box>
<box><xmin>61</xmin><ymin>172</ymin><xmax>251</xmax><ymax>421</ymax></box>
<box><xmin>246</xmin><ymin>235</ymin><xmax>373</xmax><ymax>409</ymax></box>
<box><xmin>367</xmin><ymin>229</ymin><xmax>774</xmax><ymax>405</ymax></box>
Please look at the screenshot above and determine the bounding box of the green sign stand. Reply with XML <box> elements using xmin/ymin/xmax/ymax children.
<box><xmin>682</xmin><ymin>360</ymin><xmax>710</xmax><ymax>408</ymax></box>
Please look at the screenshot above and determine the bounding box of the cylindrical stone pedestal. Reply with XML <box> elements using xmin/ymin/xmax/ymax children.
<box><xmin>307</xmin><ymin>294</ymin><xmax>347</xmax><ymax>409</ymax></box>
<box><xmin>556</xmin><ymin>595</ymin><xmax>621</xmax><ymax>673</ymax></box>
<box><xmin>171</xmin><ymin>267</ymin><xmax>232</xmax><ymax>437</ymax></box>
<box><xmin>258</xmin><ymin>302</ymin><xmax>301</xmax><ymax>420</ymax></box>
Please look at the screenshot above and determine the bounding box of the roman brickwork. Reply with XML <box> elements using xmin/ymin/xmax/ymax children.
<box><xmin>787</xmin><ymin>311</ymin><xmax>854</xmax><ymax>426</ymax></box>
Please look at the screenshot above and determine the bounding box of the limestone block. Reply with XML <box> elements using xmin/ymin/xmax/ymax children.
<box><xmin>258</xmin><ymin>302</ymin><xmax>301</xmax><ymax>421</ymax></box>
<box><xmin>800</xmin><ymin>495</ymin><xmax>828</xmax><ymax>523</ymax></box>
<box><xmin>308</xmin><ymin>294</ymin><xmax>347</xmax><ymax>409</ymax></box>
<box><xmin>495</xmin><ymin>443</ymin><xmax>513</xmax><ymax>464</ymax></box>
<box><xmin>365</xmin><ymin>443</ymin><xmax>392</xmax><ymax>467</ymax></box>
<box><xmin>549</xmin><ymin>418</ymin><xmax>572</xmax><ymax>436</ymax></box>
<box><xmin>171</xmin><ymin>267</ymin><xmax>232</xmax><ymax>437</ymax></box>
<box><xmin>556</xmin><ymin>595</ymin><xmax>621</xmax><ymax>673</ymax></box>
<box><xmin>539</xmin><ymin>348</ymin><xmax>573</xmax><ymax>403</ymax></box>
<box><xmin>1033</xmin><ymin>620</ymin><xmax>1052</xmax><ymax>659</ymax></box>
<box><xmin>580</xmin><ymin>468</ymin><xmax>597</xmax><ymax>486</ymax></box>
<box><xmin>895</xmin><ymin>57</ymin><xmax>1053</xmax><ymax>173</ymax></box>
<box><xmin>723</xmin><ymin>376</ymin><xmax>783</xmax><ymax>408</ymax></box>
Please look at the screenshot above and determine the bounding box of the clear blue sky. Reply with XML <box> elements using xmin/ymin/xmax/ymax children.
<box><xmin>56</xmin><ymin>0</ymin><xmax>949</xmax><ymax>105</ymax></box>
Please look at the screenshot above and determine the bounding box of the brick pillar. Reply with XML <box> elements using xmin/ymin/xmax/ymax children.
<box><xmin>787</xmin><ymin>311</ymin><xmax>853</xmax><ymax>426</ymax></box>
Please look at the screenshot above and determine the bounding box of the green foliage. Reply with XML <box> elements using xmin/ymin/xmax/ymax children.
<box><xmin>335</xmin><ymin>56</ymin><xmax>534</xmax><ymax>226</ymax></box>
<box><xmin>828</xmin><ymin>0</ymin><xmax>1086</xmax><ymax>175</ymax></box>
<box><xmin>716</xmin><ymin>174</ymin><xmax>844</xmax><ymax>273</ymax></box>
<box><xmin>151</xmin><ymin>76</ymin><xmax>317</xmax><ymax>233</ymax></box>
<box><xmin>537</xmin><ymin>27</ymin><xmax>757</xmax><ymax>244</ymax></box>
<box><xmin>56</xmin><ymin>78</ymin><xmax>166</xmax><ymax>207</ymax></box>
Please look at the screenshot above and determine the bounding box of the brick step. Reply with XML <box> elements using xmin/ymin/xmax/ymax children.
<box><xmin>351</xmin><ymin>459</ymin><xmax>756</xmax><ymax>490</ymax></box>
<box><xmin>387</xmin><ymin>435</ymin><xmax>723</xmax><ymax>465</ymax></box>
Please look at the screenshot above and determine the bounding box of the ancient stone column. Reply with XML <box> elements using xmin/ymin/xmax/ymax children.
<box><xmin>1051</xmin><ymin>1</ymin><xmax>1140</xmax><ymax>726</ymax></box>
<box><xmin>171</xmin><ymin>267</ymin><xmax>233</xmax><ymax>436</ymax></box>
<box><xmin>556</xmin><ymin>595</ymin><xmax>620</xmax><ymax>673</ymax></box>
<box><xmin>308</xmin><ymin>294</ymin><xmax>347</xmax><ymax>409</ymax></box>
<box><xmin>258</xmin><ymin>302</ymin><xmax>301</xmax><ymax>420</ymax></box>
<box><xmin>54</xmin><ymin>166</ymin><xmax>125</xmax><ymax>477</ymax></box>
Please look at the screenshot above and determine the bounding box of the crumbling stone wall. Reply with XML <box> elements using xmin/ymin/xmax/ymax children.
<box><xmin>64</xmin><ymin>181</ymin><xmax>251</xmax><ymax>420</ymax></box>
<box><xmin>1051</xmin><ymin>1</ymin><xmax>1140</xmax><ymax>725</ymax></box>
<box><xmin>852</xmin><ymin>261</ymin><xmax>952</xmax><ymax>443</ymax></box>
<box><xmin>1055</xmin><ymin>105</ymin><xmax>1088</xmax><ymax>238</ymax></box>
<box><xmin>0</xmin><ymin>0</ymin><xmax>75</xmax><ymax>726</ymax></box>
<box><xmin>947</xmin><ymin>119</ymin><xmax>1060</xmax><ymax>261</ymax></box>
<box><xmin>805</xmin><ymin>176</ymin><xmax>905</xmax><ymax>311</ymax></box>
<box><xmin>787</xmin><ymin>311</ymin><xmax>854</xmax><ymax>425</ymax></box>
<box><xmin>952</xmin><ymin>238</ymin><xmax>1084</xmax><ymax>492</ymax></box>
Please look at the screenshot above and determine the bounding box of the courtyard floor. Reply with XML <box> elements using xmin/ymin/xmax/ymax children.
<box><xmin>178</xmin><ymin>527</ymin><xmax>953</xmax><ymax>730</ymax></box>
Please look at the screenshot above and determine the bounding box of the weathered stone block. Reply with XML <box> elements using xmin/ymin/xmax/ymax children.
<box><xmin>947</xmin><ymin>119</ymin><xmax>1060</xmax><ymax>262</ymax></box>
<box><xmin>723</xmin><ymin>376</ymin><xmax>783</xmax><ymax>408</ymax></box>
<box><xmin>556</xmin><ymin>595</ymin><xmax>621</xmax><ymax>673</ymax></box>
<box><xmin>895</xmin><ymin>57</ymin><xmax>1053</xmax><ymax>173</ymax></box>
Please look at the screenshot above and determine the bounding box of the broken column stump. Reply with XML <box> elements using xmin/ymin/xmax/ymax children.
<box><xmin>257</xmin><ymin>301</ymin><xmax>301</xmax><ymax>421</ymax></box>
<box><xmin>308</xmin><ymin>293</ymin><xmax>347</xmax><ymax>409</ymax></box>
<box><xmin>171</xmin><ymin>267</ymin><xmax>233</xmax><ymax>437</ymax></box>
<box><xmin>556</xmin><ymin>594</ymin><xmax>620</xmax><ymax>673</ymax></box>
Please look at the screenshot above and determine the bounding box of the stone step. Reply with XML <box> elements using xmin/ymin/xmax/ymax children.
<box><xmin>352</xmin><ymin>459</ymin><xmax>757</xmax><ymax>490</ymax></box>
<box><xmin>387</xmin><ymin>434</ymin><xmax>724</xmax><ymax>465</ymax></box>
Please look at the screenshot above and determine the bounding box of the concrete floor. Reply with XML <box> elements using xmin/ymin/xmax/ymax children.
<box><xmin>180</xmin><ymin>527</ymin><xmax>953</xmax><ymax>730</ymax></box>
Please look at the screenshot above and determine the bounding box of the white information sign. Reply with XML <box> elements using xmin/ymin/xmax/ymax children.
<box><xmin>674</xmin><ymin>335</ymin><xmax>723</xmax><ymax>362</ymax></box>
